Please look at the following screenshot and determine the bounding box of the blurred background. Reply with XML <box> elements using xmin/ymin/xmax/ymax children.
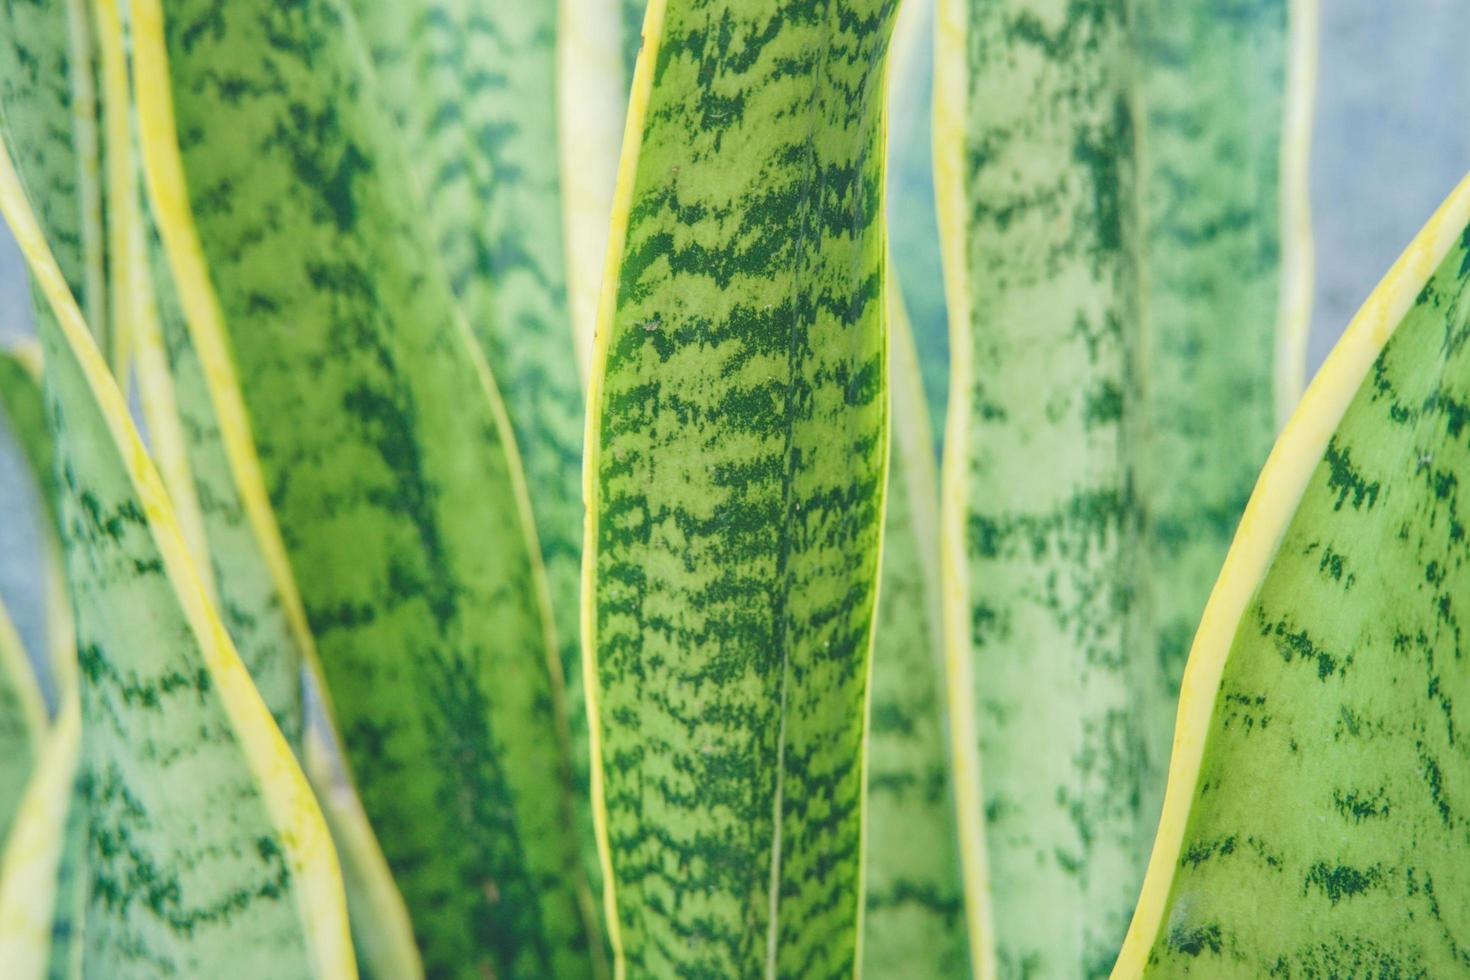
<box><xmin>2</xmin><ymin>0</ymin><xmax>1468</xmax><ymax>664</ymax></box>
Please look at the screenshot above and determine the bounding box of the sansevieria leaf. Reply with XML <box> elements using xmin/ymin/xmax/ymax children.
<box><xmin>560</xmin><ymin>0</ymin><xmax>635</xmax><ymax>380</ymax></box>
<box><xmin>863</xmin><ymin>275</ymin><xmax>970</xmax><ymax>978</ymax></box>
<box><xmin>0</xmin><ymin>599</ymin><xmax>44</xmax><ymax>843</ymax></box>
<box><xmin>0</xmin><ymin>0</ymin><xmax>106</xmax><ymax>344</ymax></box>
<box><xmin>0</xmin><ymin>118</ymin><xmax>354</xmax><ymax>980</ymax></box>
<box><xmin>130</xmin><ymin>0</ymin><xmax>596</xmax><ymax>975</ymax></box>
<box><xmin>74</xmin><ymin>2</ymin><xmax>426</xmax><ymax>969</ymax></box>
<box><xmin>584</xmin><ymin>0</ymin><xmax>897</xmax><ymax>974</ymax></box>
<box><xmin>0</xmin><ymin>345</ymin><xmax>74</xmax><ymax>693</ymax></box>
<box><xmin>1113</xmin><ymin>175</ymin><xmax>1470</xmax><ymax>977</ymax></box>
<box><xmin>346</xmin><ymin>0</ymin><xmax>591</xmax><ymax>828</ymax></box>
<box><xmin>0</xmin><ymin>690</ymin><xmax>84</xmax><ymax>980</ymax></box>
<box><xmin>936</xmin><ymin>0</ymin><xmax>1150</xmax><ymax>975</ymax></box>
<box><xmin>1134</xmin><ymin>0</ymin><xmax>1318</xmax><ymax>818</ymax></box>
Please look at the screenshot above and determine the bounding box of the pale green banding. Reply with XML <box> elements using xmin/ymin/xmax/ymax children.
<box><xmin>1134</xmin><ymin>0</ymin><xmax>1294</xmax><ymax>823</ymax></box>
<box><xmin>863</xmin><ymin>279</ymin><xmax>968</xmax><ymax>978</ymax></box>
<box><xmin>0</xmin><ymin>600</ymin><xmax>45</xmax><ymax>846</ymax></box>
<box><xmin>0</xmin><ymin>0</ymin><xmax>105</xmax><ymax>337</ymax></box>
<box><xmin>136</xmin><ymin>1</ymin><xmax>594</xmax><ymax>975</ymax></box>
<box><xmin>1121</xmin><ymin>182</ymin><xmax>1470</xmax><ymax>978</ymax></box>
<box><xmin>143</xmin><ymin>219</ymin><xmax>303</xmax><ymax>748</ymax></box>
<box><xmin>938</xmin><ymin>1</ymin><xmax>1150</xmax><ymax>976</ymax></box>
<box><xmin>885</xmin><ymin>0</ymin><xmax>946</xmax><ymax>456</ymax></box>
<box><xmin>0</xmin><ymin>129</ymin><xmax>355</xmax><ymax>978</ymax></box>
<box><xmin>348</xmin><ymin>0</ymin><xmax>596</xmax><ymax>912</ymax></box>
<box><xmin>584</xmin><ymin>0</ymin><xmax>897</xmax><ymax>974</ymax></box>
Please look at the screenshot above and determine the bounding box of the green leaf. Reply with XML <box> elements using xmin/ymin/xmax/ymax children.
<box><xmin>935</xmin><ymin>1</ymin><xmax>1151</xmax><ymax>975</ymax></box>
<box><xmin>559</xmin><ymin>0</ymin><xmax>635</xmax><ymax>381</ymax></box>
<box><xmin>583</xmin><ymin>0</ymin><xmax>896</xmax><ymax>974</ymax></box>
<box><xmin>345</xmin><ymin>0</ymin><xmax>599</xmax><ymax>924</ymax></box>
<box><xmin>0</xmin><ymin>0</ymin><xmax>107</xmax><ymax>345</ymax></box>
<box><xmin>1133</xmin><ymin>0</ymin><xmax>1318</xmax><ymax>822</ymax></box>
<box><xmin>0</xmin><ymin>690</ymin><xmax>84</xmax><ymax>980</ymax></box>
<box><xmin>884</xmin><ymin>0</ymin><xmax>947</xmax><ymax>457</ymax></box>
<box><xmin>0</xmin><ymin>344</ymin><xmax>76</xmax><ymax>695</ymax></box>
<box><xmin>131</xmin><ymin>1</ymin><xmax>596</xmax><ymax>975</ymax></box>
<box><xmin>1115</xmin><ymin>175</ymin><xmax>1470</xmax><ymax>977</ymax></box>
<box><xmin>0</xmin><ymin>600</ymin><xmax>45</xmax><ymax>846</ymax></box>
<box><xmin>0</xmin><ymin>119</ymin><xmax>355</xmax><ymax>980</ymax></box>
<box><xmin>862</xmin><ymin>274</ymin><xmax>970</xmax><ymax>978</ymax></box>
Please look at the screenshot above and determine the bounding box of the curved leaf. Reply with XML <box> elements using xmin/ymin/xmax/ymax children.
<box><xmin>583</xmin><ymin>0</ymin><xmax>897</xmax><ymax>974</ymax></box>
<box><xmin>0</xmin><ymin>691</ymin><xmax>84</xmax><ymax>980</ymax></box>
<box><xmin>346</xmin><ymin>0</ymin><xmax>590</xmax><ymax>838</ymax></box>
<box><xmin>0</xmin><ymin>345</ymin><xmax>75</xmax><ymax>698</ymax></box>
<box><xmin>885</xmin><ymin>0</ymin><xmax>947</xmax><ymax>456</ymax></box>
<box><xmin>0</xmin><ymin>117</ymin><xmax>354</xmax><ymax>980</ymax></box>
<box><xmin>130</xmin><ymin>1</ymin><xmax>595</xmax><ymax>975</ymax></box>
<box><xmin>863</xmin><ymin>274</ymin><xmax>970</xmax><ymax>977</ymax></box>
<box><xmin>1114</xmin><ymin>175</ymin><xmax>1470</xmax><ymax>977</ymax></box>
<box><xmin>935</xmin><ymin>1</ymin><xmax>1150</xmax><ymax>975</ymax></box>
<box><xmin>0</xmin><ymin>599</ymin><xmax>44</xmax><ymax>845</ymax></box>
<box><xmin>0</xmin><ymin>0</ymin><xmax>106</xmax><ymax>344</ymax></box>
<box><xmin>1134</xmin><ymin>0</ymin><xmax>1318</xmax><ymax>816</ymax></box>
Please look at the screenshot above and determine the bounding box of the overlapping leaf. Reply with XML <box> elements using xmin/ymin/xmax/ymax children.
<box><xmin>1134</xmin><ymin>0</ymin><xmax>1316</xmax><ymax>818</ymax></box>
<box><xmin>1115</xmin><ymin>172</ymin><xmax>1470</xmax><ymax>979</ymax></box>
<box><xmin>130</xmin><ymin>0</ymin><xmax>595</xmax><ymax>974</ymax></box>
<box><xmin>0</xmin><ymin>120</ymin><xmax>355</xmax><ymax>980</ymax></box>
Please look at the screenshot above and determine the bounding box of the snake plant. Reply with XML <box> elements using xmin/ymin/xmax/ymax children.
<box><xmin>0</xmin><ymin>0</ymin><xmax>1463</xmax><ymax>978</ymax></box>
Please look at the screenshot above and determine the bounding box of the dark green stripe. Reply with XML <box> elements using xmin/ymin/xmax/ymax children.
<box><xmin>588</xmin><ymin>1</ymin><xmax>897</xmax><ymax>975</ymax></box>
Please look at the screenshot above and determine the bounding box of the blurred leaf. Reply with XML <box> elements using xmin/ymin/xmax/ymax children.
<box><xmin>0</xmin><ymin>117</ymin><xmax>355</xmax><ymax>979</ymax></box>
<box><xmin>131</xmin><ymin>0</ymin><xmax>596</xmax><ymax>975</ymax></box>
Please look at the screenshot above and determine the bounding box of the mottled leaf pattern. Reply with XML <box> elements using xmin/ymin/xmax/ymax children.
<box><xmin>584</xmin><ymin>0</ymin><xmax>897</xmax><ymax>974</ymax></box>
<box><xmin>935</xmin><ymin>0</ymin><xmax>1151</xmax><ymax>975</ymax></box>
<box><xmin>0</xmin><ymin>0</ymin><xmax>105</xmax><ymax>342</ymax></box>
<box><xmin>863</xmin><ymin>277</ymin><xmax>969</xmax><ymax>978</ymax></box>
<box><xmin>347</xmin><ymin>0</ymin><xmax>598</xmax><ymax>915</ymax></box>
<box><xmin>1117</xmin><ymin>176</ymin><xmax>1470</xmax><ymax>978</ymax></box>
<box><xmin>1134</xmin><ymin>0</ymin><xmax>1311</xmax><ymax>820</ymax></box>
<box><xmin>130</xmin><ymin>0</ymin><xmax>595</xmax><ymax>975</ymax></box>
<box><xmin>0</xmin><ymin>124</ymin><xmax>355</xmax><ymax>980</ymax></box>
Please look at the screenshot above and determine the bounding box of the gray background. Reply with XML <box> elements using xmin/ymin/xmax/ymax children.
<box><xmin>1</xmin><ymin>2</ymin><xmax>1468</xmax><ymax>690</ymax></box>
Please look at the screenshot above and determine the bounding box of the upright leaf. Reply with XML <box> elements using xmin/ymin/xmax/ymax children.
<box><xmin>131</xmin><ymin>0</ymin><xmax>596</xmax><ymax>975</ymax></box>
<box><xmin>559</xmin><ymin>0</ymin><xmax>635</xmax><ymax>380</ymax></box>
<box><xmin>584</xmin><ymin>0</ymin><xmax>897</xmax><ymax>974</ymax></box>
<box><xmin>346</xmin><ymin>0</ymin><xmax>591</xmax><ymax>838</ymax></box>
<box><xmin>0</xmin><ymin>346</ymin><xmax>75</xmax><ymax>694</ymax></box>
<box><xmin>935</xmin><ymin>1</ymin><xmax>1150</xmax><ymax>975</ymax></box>
<box><xmin>0</xmin><ymin>350</ymin><xmax>82</xmax><ymax>980</ymax></box>
<box><xmin>0</xmin><ymin>119</ymin><xmax>355</xmax><ymax>980</ymax></box>
<box><xmin>863</xmin><ymin>276</ymin><xmax>970</xmax><ymax>977</ymax></box>
<box><xmin>0</xmin><ymin>691</ymin><xmax>84</xmax><ymax>980</ymax></box>
<box><xmin>0</xmin><ymin>0</ymin><xmax>106</xmax><ymax>344</ymax></box>
<box><xmin>1134</xmin><ymin>0</ymin><xmax>1318</xmax><ymax>817</ymax></box>
<box><xmin>885</xmin><ymin>0</ymin><xmax>948</xmax><ymax>455</ymax></box>
<box><xmin>0</xmin><ymin>600</ymin><xmax>44</xmax><ymax>844</ymax></box>
<box><xmin>1115</xmin><ymin>174</ymin><xmax>1470</xmax><ymax>979</ymax></box>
